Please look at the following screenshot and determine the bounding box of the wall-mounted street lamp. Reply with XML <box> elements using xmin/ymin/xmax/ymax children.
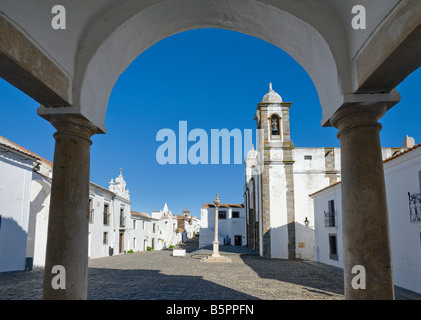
<box><xmin>304</xmin><ymin>217</ymin><xmax>309</xmax><ymax>228</ymax></box>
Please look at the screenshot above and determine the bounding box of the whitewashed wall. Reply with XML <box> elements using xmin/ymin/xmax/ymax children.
<box><xmin>293</xmin><ymin>148</ymin><xmax>340</xmax><ymax>260</ymax></box>
<box><xmin>312</xmin><ymin>146</ymin><xmax>421</xmax><ymax>294</ymax></box>
<box><xmin>88</xmin><ymin>188</ymin><xmax>115</xmax><ymax>259</ymax></box>
<box><xmin>30</xmin><ymin>175</ymin><xmax>51</xmax><ymax>269</ymax></box>
<box><xmin>127</xmin><ymin>215</ymin><xmax>151</xmax><ymax>252</ymax></box>
<box><xmin>0</xmin><ymin>150</ymin><xmax>34</xmax><ymax>272</ymax></box>
<box><xmin>384</xmin><ymin>147</ymin><xmax>421</xmax><ymax>294</ymax></box>
<box><xmin>312</xmin><ymin>184</ymin><xmax>343</xmax><ymax>269</ymax></box>
<box><xmin>268</xmin><ymin>164</ymin><xmax>289</xmax><ymax>259</ymax></box>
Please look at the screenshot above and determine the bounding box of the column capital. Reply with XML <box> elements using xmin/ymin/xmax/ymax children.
<box><xmin>330</xmin><ymin>92</ymin><xmax>400</xmax><ymax>139</ymax></box>
<box><xmin>47</xmin><ymin>114</ymin><xmax>98</xmax><ymax>143</ymax></box>
<box><xmin>329</xmin><ymin>92</ymin><xmax>400</xmax><ymax>133</ymax></box>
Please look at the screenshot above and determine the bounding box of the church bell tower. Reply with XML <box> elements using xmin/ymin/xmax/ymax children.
<box><xmin>255</xmin><ymin>83</ymin><xmax>295</xmax><ymax>259</ymax></box>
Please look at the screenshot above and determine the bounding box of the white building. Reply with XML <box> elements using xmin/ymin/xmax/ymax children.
<box><xmin>176</xmin><ymin>208</ymin><xmax>201</xmax><ymax>242</ymax></box>
<box><xmin>31</xmin><ymin>167</ymin><xmax>133</xmax><ymax>266</ymax></box>
<box><xmin>311</xmin><ymin>137</ymin><xmax>421</xmax><ymax>294</ymax></box>
<box><xmin>150</xmin><ymin>203</ymin><xmax>181</xmax><ymax>250</ymax></box>
<box><xmin>244</xmin><ymin>84</ymin><xmax>400</xmax><ymax>260</ymax></box>
<box><xmin>0</xmin><ymin>135</ymin><xmax>192</xmax><ymax>272</ymax></box>
<box><xmin>128</xmin><ymin>211</ymin><xmax>152</xmax><ymax>252</ymax></box>
<box><xmin>199</xmin><ymin>203</ymin><xmax>246</xmax><ymax>248</ymax></box>
<box><xmin>184</xmin><ymin>209</ymin><xmax>201</xmax><ymax>240</ymax></box>
<box><xmin>89</xmin><ymin>173</ymin><xmax>132</xmax><ymax>259</ymax></box>
<box><xmin>0</xmin><ymin>136</ymin><xmax>41</xmax><ymax>272</ymax></box>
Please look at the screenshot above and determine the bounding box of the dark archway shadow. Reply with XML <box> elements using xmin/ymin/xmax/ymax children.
<box><xmin>0</xmin><ymin>266</ymin><xmax>259</xmax><ymax>300</ymax></box>
<box><xmin>87</xmin><ymin>268</ymin><xmax>259</xmax><ymax>300</ymax></box>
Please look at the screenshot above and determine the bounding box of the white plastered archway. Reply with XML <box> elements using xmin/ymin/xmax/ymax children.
<box><xmin>44</xmin><ymin>0</ymin><xmax>351</xmax><ymax>133</ymax></box>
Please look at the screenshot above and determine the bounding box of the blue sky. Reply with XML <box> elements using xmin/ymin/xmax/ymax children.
<box><xmin>0</xmin><ymin>29</ymin><xmax>420</xmax><ymax>218</ymax></box>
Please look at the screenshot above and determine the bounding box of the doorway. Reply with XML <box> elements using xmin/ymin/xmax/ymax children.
<box><xmin>234</xmin><ymin>235</ymin><xmax>242</xmax><ymax>246</ymax></box>
<box><xmin>119</xmin><ymin>232</ymin><xmax>124</xmax><ymax>253</ymax></box>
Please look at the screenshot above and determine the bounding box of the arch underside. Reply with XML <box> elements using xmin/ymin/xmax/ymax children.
<box><xmin>68</xmin><ymin>0</ymin><xmax>349</xmax><ymax>133</ymax></box>
<box><xmin>1</xmin><ymin>0</ymin><xmax>418</xmax><ymax>131</ymax></box>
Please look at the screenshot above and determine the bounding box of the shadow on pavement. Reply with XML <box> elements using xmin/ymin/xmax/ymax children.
<box><xmin>87</xmin><ymin>267</ymin><xmax>260</xmax><ymax>300</ymax></box>
<box><xmin>238</xmin><ymin>255</ymin><xmax>344</xmax><ymax>297</ymax></box>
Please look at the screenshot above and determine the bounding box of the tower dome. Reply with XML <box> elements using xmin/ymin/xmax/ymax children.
<box><xmin>262</xmin><ymin>82</ymin><xmax>282</xmax><ymax>103</ymax></box>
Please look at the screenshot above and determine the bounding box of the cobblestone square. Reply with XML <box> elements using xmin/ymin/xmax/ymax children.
<box><xmin>0</xmin><ymin>239</ymin><xmax>346</xmax><ymax>300</ymax></box>
<box><xmin>1</xmin><ymin>237</ymin><xmax>420</xmax><ymax>300</ymax></box>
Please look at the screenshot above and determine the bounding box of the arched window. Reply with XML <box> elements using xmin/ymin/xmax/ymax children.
<box><xmin>270</xmin><ymin>114</ymin><xmax>280</xmax><ymax>136</ymax></box>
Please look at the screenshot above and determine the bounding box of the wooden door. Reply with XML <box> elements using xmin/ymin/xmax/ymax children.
<box><xmin>119</xmin><ymin>232</ymin><xmax>124</xmax><ymax>253</ymax></box>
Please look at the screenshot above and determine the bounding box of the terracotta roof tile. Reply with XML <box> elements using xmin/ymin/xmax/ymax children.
<box><xmin>0</xmin><ymin>135</ymin><xmax>53</xmax><ymax>167</ymax></box>
<box><xmin>383</xmin><ymin>143</ymin><xmax>421</xmax><ymax>163</ymax></box>
<box><xmin>308</xmin><ymin>180</ymin><xmax>342</xmax><ymax>197</ymax></box>
<box><xmin>131</xmin><ymin>211</ymin><xmax>151</xmax><ymax>219</ymax></box>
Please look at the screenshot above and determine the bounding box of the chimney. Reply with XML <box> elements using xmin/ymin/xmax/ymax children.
<box><xmin>403</xmin><ymin>135</ymin><xmax>415</xmax><ymax>150</ymax></box>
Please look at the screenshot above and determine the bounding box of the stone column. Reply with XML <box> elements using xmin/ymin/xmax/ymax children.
<box><xmin>330</xmin><ymin>103</ymin><xmax>394</xmax><ymax>300</ymax></box>
<box><xmin>212</xmin><ymin>194</ymin><xmax>221</xmax><ymax>258</ymax></box>
<box><xmin>42</xmin><ymin>114</ymin><xmax>97</xmax><ymax>300</ymax></box>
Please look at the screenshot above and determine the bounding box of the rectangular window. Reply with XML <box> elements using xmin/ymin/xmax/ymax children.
<box><xmin>153</xmin><ymin>223</ymin><xmax>156</xmax><ymax>233</ymax></box>
<box><xmin>103</xmin><ymin>204</ymin><xmax>110</xmax><ymax>226</ymax></box>
<box><xmin>133</xmin><ymin>238</ymin><xmax>136</xmax><ymax>248</ymax></box>
<box><xmin>232</xmin><ymin>211</ymin><xmax>240</xmax><ymax>218</ymax></box>
<box><xmin>143</xmin><ymin>221</ymin><xmax>145</xmax><ymax>230</ymax></box>
<box><xmin>89</xmin><ymin>199</ymin><xmax>94</xmax><ymax>224</ymax></box>
<box><xmin>133</xmin><ymin>220</ymin><xmax>136</xmax><ymax>229</ymax></box>
<box><xmin>219</xmin><ymin>210</ymin><xmax>227</xmax><ymax>219</ymax></box>
<box><xmin>329</xmin><ymin>234</ymin><xmax>338</xmax><ymax>261</ymax></box>
<box><xmin>120</xmin><ymin>208</ymin><xmax>125</xmax><ymax>227</ymax></box>
<box><xmin>325</xmin><ymin>200</ymin><xmax>336</xmax><ymax>227</ymax></box>
<box><xmin>304</xmin><ymin>155</ymin><xmax>312</xmax><ymax>160</ymax></box>
<box><xmin>103</xmin><ymin>232</ymin><xmax>108</xmax><ymax>245</ymax></box>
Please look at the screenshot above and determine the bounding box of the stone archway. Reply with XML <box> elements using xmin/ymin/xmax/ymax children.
<box><xmin>0</xmin><ymin>0</ymin><xmax>421</xmax><ymax>300</ymax></box>
<box><xmin>65</xmin><ymin>0</ymin><xmax>349</xmax><ymax>133</ymax></box>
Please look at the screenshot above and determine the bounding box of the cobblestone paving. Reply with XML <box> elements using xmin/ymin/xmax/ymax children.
<box><xmin>0</xmin><ymin>247</ymin><xmax>345</xmax><ymax>300</ymax></box>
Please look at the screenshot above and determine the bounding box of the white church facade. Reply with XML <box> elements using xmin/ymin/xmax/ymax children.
<box><xmin>244</xmin><ymin>84</ymin><xmax>400</xmax><ymax>260</ymax></box>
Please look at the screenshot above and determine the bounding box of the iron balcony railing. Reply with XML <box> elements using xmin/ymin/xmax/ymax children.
<box><xmin>408</xmin><ymin>192</ymin><xmax>421</xmax><ymax>223</ymax></box>
<box><xmin>324</xmin><ymin>210</ymin><xmax>336</xmax><ymax>227</ymax></box>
